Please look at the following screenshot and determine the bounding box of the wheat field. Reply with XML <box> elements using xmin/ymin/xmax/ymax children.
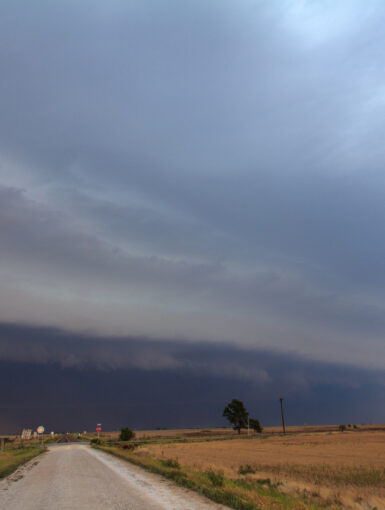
<box><xmin>134</xmin><ymin>429</ymin><xmax>385</xmax><ymax>509</ymax></box>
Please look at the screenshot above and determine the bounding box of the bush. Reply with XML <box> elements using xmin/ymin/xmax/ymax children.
<box><xmin>162</xmin><ymin>458</ymin><xmax>180</xmax><ymax>468</ymax></box>
<box><xmin>90</xmin><ymin>438</ymin><xmax>102</xmax><ymax>445</ymax></box>
<box><xmin>206</xmin><ymin>469</ymin><xmax>225</xmax><ymax>487</ymax></box>
<box><xmin>249</xmin><ymin>418</ymin><xmax>263</xmax><ymax>433</ymax></box>
<box><xmin>119</xmin><ymin>427</ymin><xmax>135</xmax><ymax>441</ymax></box>
<box><xmin>339</xmin><ymin>424</ymin><xmax>347</xmax><ymax>432</ymax></box>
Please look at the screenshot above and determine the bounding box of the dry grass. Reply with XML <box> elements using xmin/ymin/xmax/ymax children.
<box><xmin>0</xmin><ymin>447</ymin><xmax>43</xmax><ymax>479</ymax></box>
<box><xmin>238</xmin><ymin>463</ymin><xmax>385</xmax><ymax>487</ymax></box>
<box><xmin>141</xmin><ymin>431</ymin><xmax>385</xmax><ymax>470</ymax></box>
<box><xmin>134</xmin><ymin>430</ymin><xmax>385</xmax><ymax>509</ymax></box>
<box><xmin>98</xmin><ymin>445</ymin><xmax>328</xmax><ymax>509</ymax></box>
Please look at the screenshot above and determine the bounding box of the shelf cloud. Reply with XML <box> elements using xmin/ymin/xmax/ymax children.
<box><xmin>1</xmin><ymin>1</ymin><xmax>385</xmax><ymax>430</ymax></box>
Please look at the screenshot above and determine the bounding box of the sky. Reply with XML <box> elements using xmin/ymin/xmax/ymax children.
<box><xmin>1</xmin><ymin>0</ymin><xmax>385</xmax><ymax>432</ymax></box>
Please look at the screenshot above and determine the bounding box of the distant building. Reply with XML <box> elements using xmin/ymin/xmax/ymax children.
<box><xmin>21</xmin><ymin>429</ymin><xmax>32</xmax><ymax>440</ymax></box>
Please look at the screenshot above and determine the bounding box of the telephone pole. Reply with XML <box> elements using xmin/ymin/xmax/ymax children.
<box><xmin>279</xmin><ymin>397</ymin><xmax>286</xmax><ymax>434</ymax></box>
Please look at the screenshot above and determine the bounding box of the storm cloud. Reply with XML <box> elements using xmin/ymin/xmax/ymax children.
<box><xmin>1</xmin><ymin>0</ymin><xmax>385</xmax><ymax>430</ymax></box>
<box><xmin>0</xmin><ymin>322</ymin><xmax>384</xmax><ymax>433</ymax></box>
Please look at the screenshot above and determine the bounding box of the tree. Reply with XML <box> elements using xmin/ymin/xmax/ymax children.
<box><xmin>249</xmin><ymin>418</ymin><xmax>263</xmax><ymax>434</ymax></box>
<box><xmin>223</xmin><ymin>398</ymin><xmax>248</xmax><ymax>434</ymax></box>
<box><xmin>119</xmin><ymin>427</ymin><xmax>134</xmax><ymax>441</ymax></box>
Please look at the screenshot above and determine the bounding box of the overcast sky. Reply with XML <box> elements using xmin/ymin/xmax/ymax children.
<box><xmin>1</xmin><ymin>0</ymin><xmax>385</xmax><ymax>427</ymax></box>
<box><xmin>1</xmin><ymin>323</ymin><xmax>385</xmax><ymax>432</ymax></box>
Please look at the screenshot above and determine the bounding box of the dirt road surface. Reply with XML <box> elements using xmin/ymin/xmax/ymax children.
<box><xmin>0</xmin><ymin>444</ymin><xmax>228</xmax><ymax>510</ymax></box>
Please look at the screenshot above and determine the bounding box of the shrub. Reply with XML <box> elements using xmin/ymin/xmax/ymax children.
<box><xmin>90</xmin><ymin>438</ymin><xmax>102</xmax><ymax>445</ymax></box>
<box><xmin>119</xmin><ymin>427</ymin><xmax>135</xmax><ymax>441</ymax></box>
<box><xmin>249</xmin><ymin>418</ymin><xmax>263</xmax><ymax>433</ymax></box>
<box><xmin>206</xmin><ymin>468</ymin><xmax>225</xmax><ymax>487</ymax></box>
<box><xmin>162</xmin><ymin>458</ymin><xmax>180</xmax><ymax>468</ymax></box>
<box><xmin>339</xmin><ymin>424</ymin><xmax>347</xmax><ymax>432</ymax></box>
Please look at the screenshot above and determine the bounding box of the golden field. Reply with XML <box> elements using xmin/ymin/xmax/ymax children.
<box><xmin>128</xmin><ymin>428</ymin><xmax>385</xmax><ymax>509</ymax></box>
<box><xmin>141</xmin><ymin>430</ymin><xmax>385</xmax><ymax>469</ymax></box>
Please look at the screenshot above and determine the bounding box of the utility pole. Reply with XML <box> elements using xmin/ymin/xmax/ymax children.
<box><xmin>279</xmin><ymin>397</ymin><xmax>286</xmax><ymax>434</ymax></box>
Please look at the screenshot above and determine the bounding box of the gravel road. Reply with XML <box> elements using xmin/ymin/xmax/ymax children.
<box><xmin>0</xmin><ymin>445</ymin><xmax>229</xmax><ymax>510</ymax></box>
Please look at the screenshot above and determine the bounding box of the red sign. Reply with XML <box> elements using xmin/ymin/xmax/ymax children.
<box><xmin>96</xmin><ymin>427</ymin><xmax>101</xmax><ymax>432</ymax></box>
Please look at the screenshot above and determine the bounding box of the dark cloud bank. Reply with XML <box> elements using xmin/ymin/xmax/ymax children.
<box><xmin>1</xmin><ymin>1</ymin><xmax>385</xmax><ymax>432</ymax></box>
<box><xmin>1</xmin><ymin>323</ymin><xmax>384</xmax><ymax>434</ymax></box>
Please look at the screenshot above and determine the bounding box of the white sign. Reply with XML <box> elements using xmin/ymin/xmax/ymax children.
<box><xmin>37</xmin><ymin>426</ymin><xmax>45</xmax><ymax>434</ymax></box>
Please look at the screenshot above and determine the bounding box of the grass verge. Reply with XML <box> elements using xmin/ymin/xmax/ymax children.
<box><xmin>95</xmin><ymin>445</ymin><xmax>330</xmax><ymax>510</ymax></box>
<box><xmin>0</xmin><ymin>447</ymin><xmax>44</xmax><ymax>479</ymax></box>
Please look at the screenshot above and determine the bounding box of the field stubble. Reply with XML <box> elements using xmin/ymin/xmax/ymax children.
<box><xmin>135</xmin><ymin>430</ymin><xmax>385</xmax><ymax>509</ymax></box>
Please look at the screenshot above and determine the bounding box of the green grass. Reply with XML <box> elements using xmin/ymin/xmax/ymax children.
<box><xmin>0</xmin><ymin>447</ymin><xmax>44</xmax><ymax>479</ymax></box>
<box><xmin>95</xmin><ymin>445</ymin><xmax>330</xmax><ymax>510</ymax></box>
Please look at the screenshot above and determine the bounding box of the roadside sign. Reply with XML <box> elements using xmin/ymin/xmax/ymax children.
<box><xmin>96</xmin><ymin>426</ymin><xmax>101</xmax><ymax>432</ymax></box>
<box><xmin>37</xmin><ymin>426</ymin><xmax>45</xmax><ymax>448</ymax></box>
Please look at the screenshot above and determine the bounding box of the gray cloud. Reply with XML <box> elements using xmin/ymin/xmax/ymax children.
<box><xmin>1</xmin><ymin>322</ymin><xmax>385</xmax><ymax>433</ymax></box>
<box><xmin>0</xmin><ymin>322</ymin><xmax>273</xmax><ymax>384</ymax></box>
<box><xmin>0</xmin><ymin>321</ymin><xmax>382</xmax><ymax>391</ymax></box>
<box><xmin>1</xmin><ymin>1</ymin><xmax>385</xmax><ymax>369</ymax></box>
